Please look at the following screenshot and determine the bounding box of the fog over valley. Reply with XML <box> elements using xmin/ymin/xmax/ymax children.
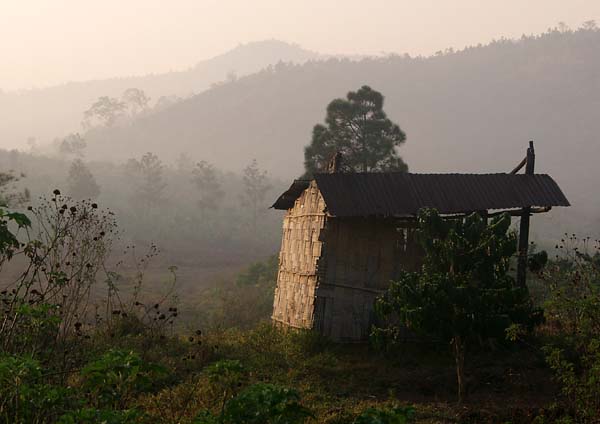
<box><xmin>2</xmin><ymin>26</ymin><xmax>599</xmax><ymax>249</ymax></box>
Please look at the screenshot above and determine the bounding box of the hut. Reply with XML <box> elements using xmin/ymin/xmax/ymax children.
<box><xmin>270</xmin><ymin>143</ymin><xmax>569</xmax><ymax>341</ymax></box>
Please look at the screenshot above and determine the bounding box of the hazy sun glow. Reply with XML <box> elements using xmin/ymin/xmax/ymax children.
<box><xmin>1</xmin><ymin>0</ymin><xmax>599</xmax><ymax>90</ymax></box>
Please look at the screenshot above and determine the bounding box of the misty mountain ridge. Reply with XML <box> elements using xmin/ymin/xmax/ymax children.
<box><xmin>82</xmin><ymin>27</ymin><xmax>600</xmax><ymax>237</ymax></box>
<box><xmin>0</xmin><ymin>40</ymin><xmax>321</xmax><ymax>148</ymax></box>
<box><xmin>2</xmin><ymin>40</ymin><xmax>319</xmax><ymax>94</ymax></box>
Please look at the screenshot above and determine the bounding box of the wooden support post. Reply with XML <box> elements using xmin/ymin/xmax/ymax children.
<box><xmin>477</xmin><ymin>210</ymin><xmax>488</xmax><ymax>225</ymax></box>
<box><xmin>517</xmin><ymin>141</ymin><xmax>535</xmax><ymax>288</ymax></box>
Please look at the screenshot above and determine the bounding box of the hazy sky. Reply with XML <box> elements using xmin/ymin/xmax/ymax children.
<box><xmin>2</xmin><ymin>0</ymin><xmax>599</xmax><ymax>90</ymax></box>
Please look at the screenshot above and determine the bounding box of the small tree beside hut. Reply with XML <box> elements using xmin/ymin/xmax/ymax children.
<box><xmin>372</xmin><ymin>208</ymin><xmax>542</xmax><ymax>403</ymax></box>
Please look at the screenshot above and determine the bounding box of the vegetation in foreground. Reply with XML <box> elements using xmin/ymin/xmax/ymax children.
<box><xmin>1</xmin><ymin>192</ymin><xmax>599</xmax><ymax>423</ymax></box>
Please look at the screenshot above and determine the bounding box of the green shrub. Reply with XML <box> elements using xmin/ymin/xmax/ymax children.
<box><xmin>0</xmin><ymin>355</ymin><xmax>74</xmax><ymax>423</ymax></box>
<box><xmin>195</xmin><ymin>383</ymin><xmax>313</xmax><ymax>424</ymax></box>
<box><xmin>80</xmin><ymin>349</ymin><xmax>166</xmax><ymax>409</ymax></box>
<box><xmin>57</xmin><ymin>408</ymin><xmax>142</xmax><ymax>424</ymax></box>
<box><xmin>354</xmin><ymin>405</ymin><xmax>415</xmax><ymax>424</ymax></box>
<box><xmin>540</xmin><ymin>237</ymin><xmax>600</xmax><ymax>421</ymax></box>
<box><xmin>544</xmin><ymin>340</ymin><xmax>600</xmax><ymax>421</ymax></box>
<box><xmin>373</xmin><ymin>209</ymin><xmax>540</xmax><ymax>403</ymax></box>
<box><xmin>204</xmin><ymin>359</ymin><xmax>246</xmax><ymax>413</ymax></box>
<box><xmin>5</xmin><ymin>303</ymin><xmax>62</xmax><ymax>357</ymax></box>
<box><xmin>236</xmin><ymin>255</ymin><xmax>278</xmax><ymax>287</ymax></box>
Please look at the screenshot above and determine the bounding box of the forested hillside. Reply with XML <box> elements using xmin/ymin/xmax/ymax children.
<box><xmin>84</xmin><ymin>26</ymin><xmax>600</xmax><ymax>239</ymax></box>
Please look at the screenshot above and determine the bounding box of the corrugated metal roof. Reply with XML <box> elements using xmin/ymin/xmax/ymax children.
<box><xmin>272</xmin><ymin>173</ymin><xmax>570</xmax><ymax>217</ymax></box>
<box><xmin>271</xmin><ymin>179</ymin><xmax>311</xmax><ymax>210</ymax></box>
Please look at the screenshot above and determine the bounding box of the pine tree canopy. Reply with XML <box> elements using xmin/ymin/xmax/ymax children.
<box><xmin>304</xmin><ymin>85</ymin><xmax>407</xmax><ymax>176</ymax></box>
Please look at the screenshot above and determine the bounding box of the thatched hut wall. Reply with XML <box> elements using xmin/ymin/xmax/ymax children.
<box><xmin>313</xmin><ymin>218</ymin><xmax>422</xmax><ymax>341</ymax></box>
<box><xmin>272</xmin><ymin>182</ymin><xmax>423</xmax><ymax>341</ymax></box>
<box><xmin>271</xmin><ymin>181</ymin><xmax>326</xmax><ymax>329</ymax></box>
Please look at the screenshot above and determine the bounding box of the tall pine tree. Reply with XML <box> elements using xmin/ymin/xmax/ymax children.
<box><xmin>304</xmin><ymin>86</ymin><xmax>407</xmax><ymax>176</ymax></box>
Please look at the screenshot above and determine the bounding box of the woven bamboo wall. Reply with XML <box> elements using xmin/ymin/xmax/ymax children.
<box><xmin>272</xmin><ymin>181</ymin><xmax>327</xmax><ymax>329</ymax></box>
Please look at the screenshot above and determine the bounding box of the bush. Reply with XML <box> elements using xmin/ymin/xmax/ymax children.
<box><xmin>236</xmin><ymin>255</ymin><xmax>278</xmax><ymax>287</ymax></box>
<box><xmin>57</xmin><ymin>408</ymin><xmax>142</xmax><ymax>424</ymax></box>
<box><xmin>540</xmin><ymin>238</ymin><xmax>600</xmax><ymax>421</ymax></box>
<box><xmin>544</xmin><ymin>340</ymin><xmax>600</xmax><ymax>421</ymax></box>
<box><xmin>0</xmin><ymin>355</ymin><xmax>74</xmax><ymax>423</ymax></box>
<box><xmin>195</xmin><ymin>383</ymin><xmax>313</xmax><ymax>424</ymax></box>
<box><xmin>80</xmin><ymin>349</ymin><xmax>166</xmax><ymax>410</ymax></box>
<box><xmin>354</xmin><ymin>405</ymin><xmax>415</xmax><ymax>424</ymax></box>
<box><xmin>0</xmin><ymin>349</ymin><xmax>168</xmax><ymax>423</ymax></box>
<box><xmin>0</xmin><ymin>193</ymin><xmax>117</xmax><ymax>356</ymax></box>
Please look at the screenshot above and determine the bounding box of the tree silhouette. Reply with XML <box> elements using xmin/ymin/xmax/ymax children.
<box><xmin>126</xmin><ymin>152</ymin><xmax>166</xmax><ymax>211</ymax></box>
<box><xmin>66</xmin><ymin>159</ymin><xmax>100</xmax><ymax>199</ymax></box>
<box><xmin>242</xmin><ymin>159</ymin><xmax>271</xmax><ymax>233</ymax></box>
<box><xmin>83</xmin><ymin>96</ymin><xmax>126</xmax><ymax>128</ymax></box>
<box><xmin>582</xmin><ymin>20</ymin><xmax>597</xmax><ymax>31</ymax></box>
<box><xmin>175</xmin><ymin>152</ymin><xmax>194</xmax><ymax>174</ymax></box>
<box><xmin>59</xmin><ymin>133</ymin><xmax>87</xmax><ymax>158</ymax></box>
<box><xmin>192</xmin><ymin>160</ymin><xmax>224</xmax><ymax>225</ymax></box>
<box><xmin>304</xmin><ymin>85</ymin><xmax>407</xmax><ymax>175</ymax></box>
<box><xmin>122</xmin><ymin>88</ymin><xmax>151</xmax><ymax>116</ymax></box>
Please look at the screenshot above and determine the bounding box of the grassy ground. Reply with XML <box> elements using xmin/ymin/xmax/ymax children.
<box><xmin>0</xmin><ymin>251</ymin><xmax>567</xmax><ymax>423</ymax></box>
<box><xmin>129</xmin><ymin>323</ymin><xmax>559</xmax><ymax>423</ymax></box>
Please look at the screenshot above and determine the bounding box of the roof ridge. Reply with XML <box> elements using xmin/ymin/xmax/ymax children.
<box><xmin>313</xmin><ymin>172</ymin><xmax>552</xmax><ymax>176</ymax></box>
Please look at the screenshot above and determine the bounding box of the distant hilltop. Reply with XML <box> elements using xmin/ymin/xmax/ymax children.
<box><xmin>0</xmin><ymin>40</ymin><xmax>322</xmax><ymax>149</ymax></box>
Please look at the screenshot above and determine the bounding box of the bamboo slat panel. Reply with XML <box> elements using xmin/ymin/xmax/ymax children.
<box><xmin>272</xmin><ymin>181</ymin><xmax>327</xmax><ymax>329</ymax></box>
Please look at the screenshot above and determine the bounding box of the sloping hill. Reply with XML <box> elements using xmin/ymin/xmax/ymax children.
<box><xmin>85</xmin><ymin>28</ymin><xmax>600</xmax><ymax>236</ymax></box>
<box><xmin>0</xmin><ymin>40</ymin><xmax>319</xmax><ymax>148</ymax></box>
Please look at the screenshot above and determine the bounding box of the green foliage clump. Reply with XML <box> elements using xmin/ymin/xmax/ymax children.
<box><xmin>57</xmin><ymin>408</ymin><xmax>142</xmax><ymax>424</ymax></box>
<box><xmin>0</xmin><ymin>349</ymin><xmax>167</xmax><ymax>423</ymax></box>
<box><xmin>544</xmin><ymin>341</ymin><xmax>600</xmax><ymax>422</ymax></box>
<box><xmin>354</xmin><ymin>405</ymin><xmax>415</xmax><ymax>424</ymax></box>
<box><xmin>204</xmin><ymin>359</ymin><xmax>246</xmax><ymax>414</ymax></box>
<box><xmin>540</xmin><ymin>238</ymin><xmax>600</xmax><ymax>421</ymax></box>
<box><xmin>195</xmin><ymin>383</ymin><xmax>313</xmax><ymax>424</ymax></box>
<box><xmin>6</xmin><ymin>303</ymin><xmax>62</xmax><ymax>357</ymax></box>
<box><xmin>373</xmin><ymin>209</ymin><xmax>540</xmax><ymax>402</ymax></box>
<box><xmin>236</xmin><ymin>255</ymin><xmax>278</xmax><ymax>287</ymax></box>
<box><xmin>0</xmin><ymin>355</ymin><xmax>74</xmax><ymax>423</ymax></box>
<box><xmin>0</xmin><ymin>207</ymin><xmax>30</xmax><ymax>261</ymax></box>
<box><xmin>80</xmin><ymin>349</ymin><xmax>167</xmax><ymax>409</ymax></box>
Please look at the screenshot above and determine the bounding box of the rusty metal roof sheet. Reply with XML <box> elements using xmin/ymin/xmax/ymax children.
<box><xmin>272</xmin><ymin>173</ymin><xmax>570</xmax><ymax>217</ymax></box>
<box><xmin>271</xmin><ymin>179</ymin><xmax>311</xmax><ymax>210</ymax></box>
